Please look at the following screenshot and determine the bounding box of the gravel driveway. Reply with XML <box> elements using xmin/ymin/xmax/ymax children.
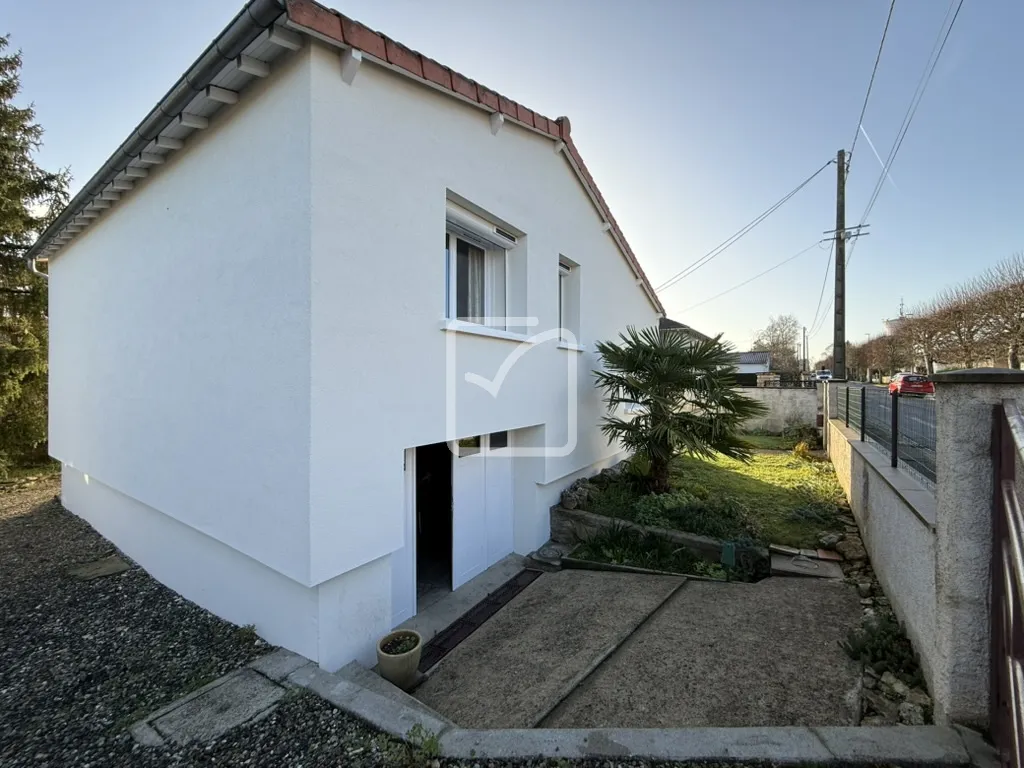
<box><xmin>0</xmin><ymin>473</ymin><xmax>765</xmax><ymax>768</ymax></box>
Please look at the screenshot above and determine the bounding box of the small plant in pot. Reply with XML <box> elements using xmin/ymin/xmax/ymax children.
<box><xmin>376</xmin><ymin>629</ymin><xmax>423</xmax><ymax>689</ymax></box>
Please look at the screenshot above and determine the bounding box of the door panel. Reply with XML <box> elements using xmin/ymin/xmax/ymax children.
<box><xmin>452</xmin><ymin>444</ymin><xmax>487</xmax><ymax>589</ymax></box>
<box><xmin>390</xmin><ymin>448</ymin><xmax>416</xmax><ymax>626</ymax></box>
<box><xmin>485</xmin><ymin>449</ymin><xmax>514</xmax><ymax>563</ymax></box>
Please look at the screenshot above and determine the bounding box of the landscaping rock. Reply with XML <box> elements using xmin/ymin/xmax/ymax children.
<box><xmin>861</xmin><ymin>715</ymin><xmax>890</xmax><ymax>726</ymax></box>
<box><xmin>863</xmin><ymin>675</ymin><xmax>877</xmax><ymax>690</ymax></box>
<box><xmin>899</xmin><ymin>701</ymin><xmax>926</xmax><ymax>725</ymax></box>
<box><xmin>880</xmin><ymin>671</ymin><xmax>899</xmax><ymax>693</ymax></box>
<box><xmin>891</xmin><ymin>678</ymin><xmax>911</xmax><ymax>698</ymax></box>
<box><xmin>836</xmin><ymin>537</ymin><xmax>867</xmax><ymax>561</ymax></box>
<box><xmin>818</xmin><ymin>532</ymin><xmax>843</xmax><ymax>549</ymax></box>
<box><xmin>862</xmin><ymin>689</ymin><xmax>899</xmax><ymax>724</ymax></box>
<box><xmin>857</xmin><ymin>582</ymin><xmax>873</xmax><ymax>598</ymax></box>
<box><xmin>907</xmin><ymin>688</ymin><xmax>933</xmax><ymax>709</ymax></box>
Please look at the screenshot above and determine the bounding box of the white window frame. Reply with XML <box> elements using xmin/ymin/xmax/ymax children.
<box><xmin>445</xmin><ymin>205</ymin><xmax>512</xmax><ymax>331</ymax></box>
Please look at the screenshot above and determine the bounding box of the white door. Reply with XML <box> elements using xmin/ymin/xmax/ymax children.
<box><xmin>451</xmin><ymin>438</ymin><xmax>487</xmax><ymax>589</ymax></box>
<box><xmin>485</xmin><ymin>433</ymin><xmax>514</xmax><ymax>563</ymax></box>
<box><xmin>390</xmin><ymin>448</ymin><xmax>417</xmax><ymax>626</ymax></box>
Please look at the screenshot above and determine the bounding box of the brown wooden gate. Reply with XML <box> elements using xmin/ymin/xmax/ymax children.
<box><xmin>992</xmin><ymin>399</ymin><xmax>1024</xmax><ymax>768</ymax></box>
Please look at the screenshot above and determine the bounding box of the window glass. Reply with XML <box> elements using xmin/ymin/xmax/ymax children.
<box><xmin>456</xmin><ymin>238</ymin><xmax>485</xmax><ymax>323</ymax></box>
<box><xmin>457</xmin><ymin>435</ymin><xmax>481</xmax><ymax>457</ymax></box>
<box><xmin>489</xmin><ymin>431</ymin><xmax>508</xmax><ymax>450</ymax></box>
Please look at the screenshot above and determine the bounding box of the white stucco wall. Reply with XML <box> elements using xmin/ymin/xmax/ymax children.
<box><xmin>740</xmin><ymin>387</ymin><xmax>818</xmax><ymax>433</ymax></box>
<box><xmin>305</xmin><ymin>42</ymin><xmax>660</xmax><ymax>588</ymax></box>
<box><xmin>49</xmin><ymin>40</ymin><xmax>661</xmax><ymax>668</ymax></box>
<box><xmin>49</xmin><ymin>49</ymin><xmax>314</xmax><ymax>584</ymax></box>
<box><xmin>827</xmin><ymin>420</ymin><xmax>938</xmax><ymax>706</ymax></box>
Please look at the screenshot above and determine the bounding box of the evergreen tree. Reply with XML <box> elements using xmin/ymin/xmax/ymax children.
<box><xmin>0</xmin><ymin>35</ymin><xmax>69</xmax><ymax>469</ymax></box>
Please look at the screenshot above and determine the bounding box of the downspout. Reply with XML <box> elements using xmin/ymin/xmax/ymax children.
<box><xmin>26</xmin><ymin>256</ymin><xmax>47</xmax><ymax>280</ymax></box>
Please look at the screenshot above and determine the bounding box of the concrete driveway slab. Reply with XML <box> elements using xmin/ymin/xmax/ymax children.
<box><xmin>414</xmin><ymin>570</ymin><xmax>683</xmax><ymax>728</ymax></box>
<box><xmin>543</xmin><ymin>577</ymin><xmax>862</xmax><ymax>728</ymax></box>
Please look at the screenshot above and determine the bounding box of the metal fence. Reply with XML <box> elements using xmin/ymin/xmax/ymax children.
<box><xmin>836</xmin><ymin>384</ymin><xmax>936</xmax><ymax>487</ymax></box>
<box><xmin>991</xmin><ymin>399</ymin><xmax>1024</xmax><ymax>768</ymax></box>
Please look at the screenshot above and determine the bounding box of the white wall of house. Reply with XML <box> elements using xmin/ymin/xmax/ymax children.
<box><xmin>736</xmin><ymin>363</ymin><xmax>770</xmax><ymax>374</ymax></box>
<box><xmin>49</xmin><ymin>40</ymin><xmax>660</xmax><ymax>669</ymax></box>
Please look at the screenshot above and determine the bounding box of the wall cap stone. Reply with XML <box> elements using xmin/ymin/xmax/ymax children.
<box><xmin>931</xmin><ymin>368</ymin><xmax>1024</xmax><ymax>385</ymax></box>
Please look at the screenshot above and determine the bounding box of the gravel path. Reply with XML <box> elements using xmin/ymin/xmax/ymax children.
<box><xmin>0</xmin><ymin>473</ymin><xmax>767</xmax><ymax>768</ymax></box>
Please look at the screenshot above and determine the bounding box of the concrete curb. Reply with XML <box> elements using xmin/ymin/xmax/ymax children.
<box><xmin>130</xmin><ymin>648</ymin><xmax>987</xmax><ymax>765</ymax></box>
<box><xmin>282</xmin><ymin>651</ymin><xmax>978</xmax><ymax>765</ymax></box>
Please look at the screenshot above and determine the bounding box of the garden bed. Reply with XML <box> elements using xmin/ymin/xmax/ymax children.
<box><xmin>560</xmin><ymin>451</ymin><xmax>846</xmax><ymax>550</ymax></box>
<box><xmin>551</xmin><ymin>507</ymin><xmax>769</xmax><ymax>582</ymax></box>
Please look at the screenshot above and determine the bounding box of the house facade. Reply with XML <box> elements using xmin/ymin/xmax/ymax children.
<box><xmin>734</xmin><ymin>351</ymin><xmax>772</xmax><ymax>374</ymax></box>
<box><xmin>33</xmin><ymin>0</ymin><xmax>664</xmax><ymax>670</ymax></box>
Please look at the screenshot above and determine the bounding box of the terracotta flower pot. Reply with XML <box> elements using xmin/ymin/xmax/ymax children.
<box><xmin>376</xmin><ymin>629</ymin><xmax>423</xmax><ymax>689</ymax></box>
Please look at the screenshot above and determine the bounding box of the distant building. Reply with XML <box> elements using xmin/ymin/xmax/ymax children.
<box><xmin>733</xmin><ymin>351</ymin><xmax>771</xmax><ymax>374</ymax></box>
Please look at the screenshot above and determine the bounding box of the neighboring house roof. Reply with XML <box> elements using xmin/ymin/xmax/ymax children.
<box><xmin>659</xmin><ymin>317</ymin><xmax>713</xmax><ymax>343</ymax></box>
<box><xmin>27</xmin><ymin>0</ymin><xmax>665</xmax><ymax>315</ymax></box>
<box><xmin>733</xmin><ymin>351</ymin><xmax>771</xmax><ymax>366</ymax></box>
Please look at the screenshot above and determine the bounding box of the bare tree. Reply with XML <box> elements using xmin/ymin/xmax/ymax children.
<box><xmin>932</xmin><ymin>283</ymin><xmax>987</xmax><ymax>369</ymax></box>
<box><xmin>976</xmin><ymin>252</ymin><xmax>1024</xmax><ymax>368</ymax></box>
<box><xmin>902</xmin><ymin>303</ymin><xmax>942</xmax><ymax>375</ymax></box>
<box><xmin>751</xmin><ymin>314</ymin><xmax>801</xmax><ymax>373</ymax></box>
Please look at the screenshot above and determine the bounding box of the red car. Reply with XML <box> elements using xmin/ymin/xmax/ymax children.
<box><xmin>889</xmin><ymin>372</ymin><xmax>935</xmax><ymax>396</ymax></box>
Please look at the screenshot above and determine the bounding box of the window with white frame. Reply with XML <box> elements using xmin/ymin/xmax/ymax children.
<box><xmin>558</xmin><ymin>256</ymin><xmax>580</xmax><ymax>343</ymax></box>
<box><xmin>445</xmin><ymin>202</ymin><xmax>519</xmax><ymax>331</ymax></box>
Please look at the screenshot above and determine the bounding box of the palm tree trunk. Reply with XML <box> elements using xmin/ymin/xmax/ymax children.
<box><xmin>649</xmin><ymin>456</ymin><xmax>671</xmax><ymax>494</ymax></box>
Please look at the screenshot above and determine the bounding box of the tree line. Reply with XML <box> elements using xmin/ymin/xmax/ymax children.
<box><xmin>817</xmin><ymin>251</ymin><xmax>1024</xmax><ymax>380</ymax></box>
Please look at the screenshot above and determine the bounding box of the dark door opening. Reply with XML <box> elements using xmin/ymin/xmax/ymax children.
<box><xmin>416</xmin><ymin>442</ymin><xmax>452</xmax><ymax>609</ymax></box>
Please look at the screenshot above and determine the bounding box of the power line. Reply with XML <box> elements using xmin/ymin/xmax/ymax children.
<box><xmin>654</xmin><ymin>159</ymin><xmax>834</xmax><ymax>294</ymax></box>
<box><xmin>807</xmin><ymin>240</ymin><xmax>835</xmax><ymax>335</ymax></box>
<box><xmin>849</xmin><ymin>0</ymin><xmax>897</xmax><ymax>164</ymax></box>
<box><xmin>676</xmin><ymin>241</ymin><xmax>822</xmax><ymax>313</ymax></box>
<box><xmin>848</xmin><ymin>0</ymin><xmax>963</xmax><ymax>268</ymax></box>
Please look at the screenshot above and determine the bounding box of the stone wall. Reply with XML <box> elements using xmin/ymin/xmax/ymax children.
<box><xmin>740</xmin><ymin>386</ymin><xmax>819</xmax><ymax>433</ymax></box>
<box><xmin>827</xmin><ymin>419</ymin><xmax>938</xmax><ymax>694</ymax></box>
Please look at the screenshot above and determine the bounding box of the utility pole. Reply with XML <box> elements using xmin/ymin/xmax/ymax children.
<box><xmin>834</xmin><ymin>148</ymin><xmax>847</xmax><ymax>380</ymax></box>
<box><xmin>802</xmin><ymin>326</ymin><xmax>808</xmax><ymax>372</ymax></box>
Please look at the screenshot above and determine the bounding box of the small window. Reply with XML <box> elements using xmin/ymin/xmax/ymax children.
<box><xmin>457</xmin><ymin>436</ymin><xmax>481</xmax><ymax>457</ymax></box>
<box><xmin>558</xmin><ymin>257</ymin><xmax>580</xmax><ymax>342</ymax></box>
<box><xmin>445</xmin><ymin>203</ymin><xmax>513</xmax><ymax>331</ymax></box>
<box><xmin>489</xmin><ymin>431</ymin><xmax>508</xmax><ymax>450</ymax></box>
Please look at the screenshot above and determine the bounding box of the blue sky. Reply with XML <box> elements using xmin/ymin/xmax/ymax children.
<box><xmin>7</xmin><ymin>1</ymin><xmax>1021</xmax><ymax>358</ymax></box>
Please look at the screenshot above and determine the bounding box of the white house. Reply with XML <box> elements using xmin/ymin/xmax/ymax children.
<box><xmin>29</xmin><ymin>0</ymin><xmax>666</xmax><ymax>670</ymax></box>
<box><xmin>734</xmin><ymin>351</ymin><xmax>772</xmax><ymax>374</ymax></box>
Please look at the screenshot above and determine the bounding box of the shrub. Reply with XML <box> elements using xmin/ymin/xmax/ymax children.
<box><xmin>841</xmin><ymin>614</ymin><xmax>925</xmax><ymax>689</ymax></box>
<box><xmin>574</xmin><ymin>523</ymin><xmax>701</xmax><ymax>575</ymax></box>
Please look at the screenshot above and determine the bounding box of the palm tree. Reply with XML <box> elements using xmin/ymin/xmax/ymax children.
<box><xmin>594</xmin><ymin>326</ymin><xmax>767</xmax><ymax>493</ymax></box>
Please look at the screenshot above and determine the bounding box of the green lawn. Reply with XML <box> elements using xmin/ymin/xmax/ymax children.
<box><xmin>586</xmin><ymin>452</ymin><xmax>846</xmax><ymax>549</ymax></box>
<box><xmin>739</xmin><ymin>433</ymin><xmax>798</xmax><ymax>451</ymax></box>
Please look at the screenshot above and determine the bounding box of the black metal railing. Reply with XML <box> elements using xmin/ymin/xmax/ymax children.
<box><xmin>835</xmin><ymin>383</ymin><xmax>936</xmax><ymax>486</ymax></box>
<box><xmin>991</xmin><ymin>399</ymin><xmax>1024</xmax><ymax>768</ymax></box>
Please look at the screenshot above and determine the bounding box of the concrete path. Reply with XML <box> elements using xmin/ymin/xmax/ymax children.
<box><xmin>542</xmin><ymin>577</ymin><xmax>862</xmax><ymax>728</ymax></box>
<box><xmin>413</xmin><ymin>570</ymin><xmax>684</xmax><ymax>728</ymax></box>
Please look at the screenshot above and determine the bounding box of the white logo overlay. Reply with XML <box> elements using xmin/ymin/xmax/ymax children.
<box><xmin>445</xmin><ymin>317</ymin><xmax>579</xmax><ymax>457</ymax></box>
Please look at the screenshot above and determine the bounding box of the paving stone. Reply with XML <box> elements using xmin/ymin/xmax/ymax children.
<box><xmin>151</xmin><ymin>668</ymin><xmax>285</xmax><ymax>744</ymax></box>
<box><xmin>771</xmin><ymin>553</ymin><xmax>844</xmax><ymax>579</ymax></box>
<box><xmin>67</xmin><ymin>554</ymin><xmax>129</xmax><ymax>580</ymax></box>
<box><xmin>248</xmin><ymin>648</ymin><xmax>312</xmax><ymax>682</ymax></box>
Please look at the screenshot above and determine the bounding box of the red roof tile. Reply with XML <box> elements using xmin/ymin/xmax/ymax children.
<box><xmin>284</xmin><ymin>0</ymin><xmax>664</xmax><ymax>315</ymax></box>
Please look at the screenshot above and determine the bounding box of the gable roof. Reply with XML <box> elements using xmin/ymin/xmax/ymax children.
<box><xmin>27</xmin><ymin>0</ymin><xmax>665</xmax><ymax>315</ymax></box>
<box><xmin>734</xmin><ymin>351</ymin><xmax>771</xmax><ymax>366</ymax></box>
<box><xmin>659</xmin><ymin>317</ymin><xmax>712</xmax><ymax>343</ymax></box>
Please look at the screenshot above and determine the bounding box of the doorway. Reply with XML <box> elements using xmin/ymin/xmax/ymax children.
<box><xmin>416</xmin><ymin>442</ymin><xmax>452</xmax><ymax>610</ymax></box>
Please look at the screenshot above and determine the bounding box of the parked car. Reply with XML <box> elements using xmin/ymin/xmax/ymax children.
<box><xmin>815</xmin><ymin>369</ymin><xmax>833</xmax><ymax>381</ymax></box>
<box><xmin>889</xmin><ymin>372</ymin><xmax>935</xmax><ymax>396</ymax></box>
